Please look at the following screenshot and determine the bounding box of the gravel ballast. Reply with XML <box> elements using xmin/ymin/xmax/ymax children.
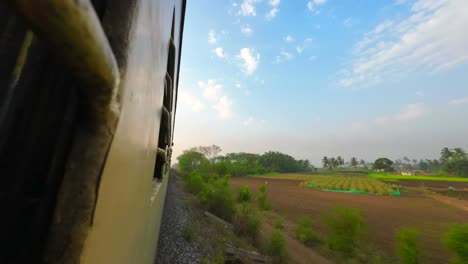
<box><xmin>155</xmin><ymin>173</ymin><xmax>201</xmax><ymax>264</ymax></box>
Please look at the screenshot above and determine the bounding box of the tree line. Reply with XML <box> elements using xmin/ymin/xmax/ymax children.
<box><xmin>321</xmin><ymin>147</ymin><xmax>468</xmax><ymax>177</ymax></box>
<box><xmin>177</xmin><ymin>145</ymin><xmax>315</xmax><ymax>177</ymax></box>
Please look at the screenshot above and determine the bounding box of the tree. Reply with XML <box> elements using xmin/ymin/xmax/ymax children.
<box><xmin>177</xmin><ymin>150</ymin><xmax>208</xmax><ymax>173</ymax></box>
<box><xmin>350</xmin><ymin>157</ymin><xmax>358</xmax><ymax>168</ymax></box>
<box><xmin>452</xmin><ymin>148</ymin><xmax>467</xmax><ymax>161</ymax></box>
<box><xmin>418</xmin><ymin>160</ymin><xmax>429</xmax><ymax>171</ymax></box>
<box><xmin>359</xmin><ymin>159</ymin><xmax>366</xmax><ymax>168</ymax></box>
<box><xmin>195</xmin><ymin>145</ymin><xmax>222</xmax><ymax>162</ymax></box>
<box><xmin>322</xmin><ymin>156</ymin><xmax>329</xmax><ymax>169</ymax></box>
<box><xmin>372</xmin><ymin>158</ymin><xmax>394</xmax><ymax>172</ymax></box>
<box><xmin>441</xmin><ymin>147</ymin><xmax>453</xmax><ymax>162</ymax></box>
<box><xmin>330</xmin><ymin>157</ymin><xmax>337</xmax><ymax>169</ymax></box>
<box><xmin>337</xmin><ymin>156</ymin><xmax>345</xmax><ymax>168</ymax></box>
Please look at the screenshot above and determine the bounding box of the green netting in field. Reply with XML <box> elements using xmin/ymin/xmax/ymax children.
<box><xmin>306</xmin><ymin>183</ymin><xmax>400</xmax><ymax>196</ymax></box>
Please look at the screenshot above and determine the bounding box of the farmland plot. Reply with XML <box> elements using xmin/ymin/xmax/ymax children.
<box><xmin>305</xmin><ymin>176</ymin><xmax>396</xmax><ymax>195</ymax></box>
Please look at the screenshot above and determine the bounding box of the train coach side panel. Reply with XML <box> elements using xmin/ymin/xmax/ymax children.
<box><xmin>79</xmin><ymin>0</ymin><xmax>184</xmax><ymax>263</ymax></box>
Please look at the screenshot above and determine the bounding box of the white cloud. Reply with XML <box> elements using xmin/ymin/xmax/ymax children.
<box><xmin>284</xmin><ymin>35</ymin><xmax>295</xmax><ymax>43</ymax></box>
<box><xmin>198</xmin><ymin>80</ymin><xmax>224</xmax><ymax>101</ymax></box>
<box><xmin>343</xmin><ymin>18</ymin><xmax>357</xmax><ymax>28</ymax></box>
<box><xmin>238</xmin><ymin>48</ymin><xmax>260</xmax><ymax>75</ymax></box>
<box><xmin>416</xmin><ymin>90</ymin><xmax>424</xmax><ymax>97</ymax></box>
<box><xmin>274</xmin><ymin>49</ymin><xmax>294</xmax><ymax>64</ymax></box>
<box><xmin>307</xmin><ymin>0</ymin><xmax>327</xmax><ymax>11</ymax></box>
<box><xmin>243</xmin><ymin>116</ymin><xmax>266</xmax><ymax>127</ymax></box>
<box><xmin>208</xmin><ymin>29</ymin><xmax>217</xmax><ymax>44</ymax></box>
<box><xmin>395</xmin><ymin>103</ymin><xmax>428</xmax><ymax>121</ymax></box>
<box><xmin>214</xmin><ymin>47</ymin><xmax>225</xmax><ymax>58</ymax></box>
<box><xmin>240</xmin><ymin>24</ymin><xmax>253</xmax><ymax>36</ymax></box>
<box><xmin>179</xmin><ymin>91</ymin><xmax>205</xmax><ymax>112</ymax></box>
<box><xmin>339</xmin><ymin>0</ymin><xmax>468</xmax><ymax>87</ymax></box>
<box><xmin>449</xmin><ymin>97</ymin><xmax>468</xmax><ymax>105</ymax></box>
<box><xmin>213</xmin><ymin>96</ymin><xmax>233</xmax><ymax>119</ymax></box>
<box><xmin>266</xmin><ymin>0</ymin><xmax>280</xmax><ymax>20</ymax></box>
<box><xmin>295</xmin><ymin>38</ymin><xmax>312</xmax><ymax>54</ymax></box>
<box><xmin>351</xmin><ymin>121</ymin><xmax>365</xmax><ymax>131</ymax></box>
<box><xmin>280</xmin><ymin>50</ymin><xmax>293</xmax><ymax>60</ymax></box>
<box><xmin>197</xmin><ymin>80</ymin><xmax>234</xmax><ymax>119</ymax></box>
<box><xmin>265</xmin><ymin>8</ymin><xmax>279</xmax><ymax>20</ymax></box>
<box><xmin>239</xmin><ymin>0</ymin><xmax>258</xmax><ymax>16</ymax></box>
<box><xmin>309</xmin><ymin>55</ymin><xmax>318</xmax><ymax>61</ymax></box>
<box><xmin>269</xmin><ymin>0</ymin><xmax>280</xmax><ymax>6</ymax></box>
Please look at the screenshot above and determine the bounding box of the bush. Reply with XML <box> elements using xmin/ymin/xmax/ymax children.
<box><xmin>203</xmin><ymin>175</ymin><xmax>235</xmax><ymax>221</ymax></box>
<box><xmin>265</xmin><ymin>231</ymin><xmax>288</xmax><ymax>264</ymax></box>
<box><xmin>322</xmin><ymin>205</ymin><xmax>366</xmax><ymax>258</ymax></box>
<box><xmin>186</xmin><ymin>172</ymin><xmax>205</xmax><ymax>194</ymax></box>
<box><xmin>443</xmin><ymin>224</ymin><xmax>468</xmax><ymax>264</ymax></box>
<box><xmin>237</xmin><ymin>185</ymin><xmax>252</xmax><ymax>204</ymax></box>
<box><xmin>257</xmin><ymin>184</ymin><xmax>272</xmax><ymax>210</ymax></box>
<box><xmin>396</xmin><ymin>227</ymin><xmax>420</xmax><ymax>264</ymax></box>
<box><xmin>274</xmin><ymin>218</ymin><xmax>284</xmax><ymax>230</ymax></box>
<box><xmin>295</xmin><ymin>216</ymin><xmax>319</xmax><ymax>245</ymax></box>
<box><xmin>233</xmin><ymin>205</ymin><xmax>262</xmax><ymax>242</ymax></box>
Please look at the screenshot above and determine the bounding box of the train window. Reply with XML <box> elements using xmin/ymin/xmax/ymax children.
<box><xmin>154</xmin><ymin>9</ymin><xmax>176</xmax><ymax>180</ymax></box>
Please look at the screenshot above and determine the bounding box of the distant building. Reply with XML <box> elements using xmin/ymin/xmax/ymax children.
<box><xmin>401</xmin><ymin>171</ymin><xmax>415</xmax><ymax>176</ymax></box>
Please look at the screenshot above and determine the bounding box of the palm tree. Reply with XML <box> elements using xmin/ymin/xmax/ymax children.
<box><xmin>322</xmin><ymin>156</ymin><xmax>329</xmax><ymax>169</ymax></box>
<box><xmin>350</xmin><ymin>157</ymin><xmax>358</xmax><ymax>168</ymax></box>
<box><xmin>337</xmin><ymin>156</ymin><xmax>344</xmax><ymax>168</ymax></box>
<box><xmin>330</xmin><ymin>157</ymin><xmax>337</xmax><ymax>169</ymax></box>
<box><xmin>441</xmin><ymin>147</ymin><xmax>453</xmax><ymax>162</ymax></box>
<box><xmin>452</xmin><ymin>148</ymin><xmax>467</xmax><ymax>161</ymax></box>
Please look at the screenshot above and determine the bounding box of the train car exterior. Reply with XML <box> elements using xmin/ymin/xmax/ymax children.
<box><xmin>0</xmin><ymin>0</ymin><xmax>185</xmax><ymax>263</ymax></box>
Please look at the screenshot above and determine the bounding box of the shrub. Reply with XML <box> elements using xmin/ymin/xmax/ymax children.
<box><xmin>257</xmin><ymin>184</ymin><xmax>272</xmax><ymax>210</ymax></box>
<box><xmin>396</xmin><ymin>227</ymin><xmax>420</xmax><ymax>264</ymax></box>
<box><xmin>186</xmin><ymin>172</ymin><xmax>205</xmax><ymax>194</ymax></box>
<box><xmin>201</xmin><ymin>253</ymin><xmax>224</xmax><ymax>264</ymax></box>
<box><xmin>237</xmin><ymin>185</ymin><xmax>252</xmax><ymax>204</ymax></box>
<box><xmin>233</xmin><ymin>205</ymin><xmax>262</xmax><ymax>242</ymax></box>
<box><xmin>295</xmin><ymin>216</ymin><xmax>319</xmax><ymax>245</ymax></box>
<box><xmin>443</xmin><ymin>224</ymin><xmax>468</xmax><ymax>264</ymax></box>
<box><xmin>274</xmin><ymin>218</ymin><xmax>284</xmax><ymax>230</ymax></box>
<box><xmin>322</xmin><ymin>205</ymin><xmax>366</xmax><ymax>258</ymax></box>
<box><xmin>265</xmin><ymin>231</ymin><xmax>288</xmax><ymax>264</ymax></box>
<box><xmin>203</xmin><ymin>175</ymin><xmax>235</xmax><ymax>221</ymax></box>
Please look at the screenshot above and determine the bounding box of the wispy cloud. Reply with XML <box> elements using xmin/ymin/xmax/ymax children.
<box><xmin>213</xmin><ymin>96</ymin><xmax>233</xmax><ymax>119</ymax></box>
<box><xmin>240</xmin><ymin>24</ymin><xmax>253</xmax><ymax>36</ymax></box>
<box><xmin>179</xmin><ymin>91</ymin><xmax>205</xmax><ymax>112</ymax></box>
<box><xmin>449</xmin><ymin>97</ymin><xmax>468</xmax><ymax>105</ymax></box>
<box><xmin>266</xmin><ymin>0</ymin><xmax>280</xmax><ymax>20</ymax></box>
<box><xmin>243</xmin><ymin>116</ymin><xmax>266</xmax><ymax>127</ymax></box>
<box><xmin>343</xmin><ymin>18</ymin><xmax>358</xmax><ymax>28</ymax></box>
<box><xmin>238</xmin><ymin>48</ymin><xmax>260</xmax><ymax>75</ymax></box>
<box><xmin>208</xmin><ymin>29</ymin><xmax>217</xmax><ymax>44</ymax></box>
<box><xmin>284</xmin><ymin>35</ymin><xmax>295</xmax><ymax>43</ymax></box>
<box><xmin>395</xmin><ymin>103</ymin><xmax>428</xmax><ymax>121</ymax></box>
<box><xmin>339</xmin><ymin>0</ymin><xmax>468</xmax><ymax>88</ymax></box>
<box><xmin>214</xmin><ymin>47</ymin><xmax>225</xmax><ymax>58</ymax></box>
<box><xmin>198</xmin><ymin>80</ymin><xmax>234</xmax><ymax>119</ymax></box>
<box><xmin>307</xmin><ymin>0</ymin><xmax>328</xmax><ymax>11</ymax></box>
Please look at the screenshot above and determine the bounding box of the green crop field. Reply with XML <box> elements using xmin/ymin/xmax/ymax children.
<box><xmin>305</xmin><ymin>175</ymin><xmax>397</xmax><ymax>195</ymax></box>
<box><xmin>369</xmin><ymin>173</ymin><xmax>468</xmax><ymax>182</ymax></box>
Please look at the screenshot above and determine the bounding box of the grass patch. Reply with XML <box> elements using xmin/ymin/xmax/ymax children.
<box><xmin>295</xmin><ymin>216</ymin><xmax>319</xmax><ymax>245</ymax></box>
<box><xmin>396</xmin><ymin>227</ymin><xmax>421</xmax><ymax>264</ymax></box>
<box><xmin>322</xmin><ymin>206</ymin><xmax>367</xmax><ymax>258</ymax></box>
<box><xmin>369</xmin><ymin>173</ymin><xmax>468</xmax><ymax>182</ymax></box>
<box><xmin>265</xmin><ymin>231</ymin><xmax>288</xmax><ymax>264</ymax></box>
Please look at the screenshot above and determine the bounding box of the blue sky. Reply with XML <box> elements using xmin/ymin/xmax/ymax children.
<box><xmin>174</xmin><ymin>0</ymin><xmax>468</xmax><ymax>166</ymax></box>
